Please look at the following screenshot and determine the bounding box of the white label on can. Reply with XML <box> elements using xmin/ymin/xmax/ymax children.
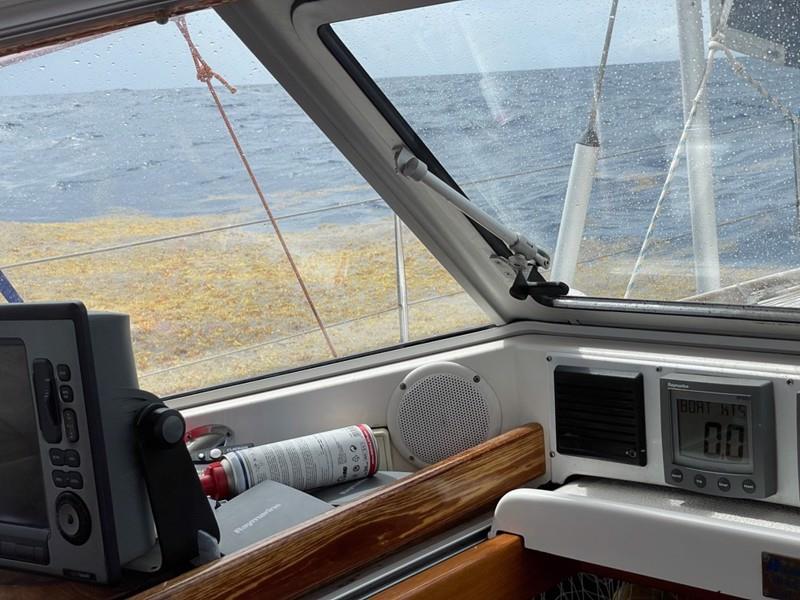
<box><xmin>229</xmin><ymin>424</ymin><xmax>378</xmax><ymax>493</ymax></box>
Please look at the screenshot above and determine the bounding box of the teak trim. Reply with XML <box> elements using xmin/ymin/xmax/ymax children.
<box><xmin>136</xmin><ymin>423</ymin><xmax>546</xmax><ymax>600</ymax></box>
<box><xmin>375</xmin><ymin>534</ymin><xmax>741</xmax><ymax>600</ymax></box>
<box><xmin>373</xmin><ymin>534</ymin><xmax>573</xmax><ymax>600</ymax></box>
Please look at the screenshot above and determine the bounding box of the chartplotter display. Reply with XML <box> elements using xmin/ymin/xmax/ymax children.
<box><xmin>0</xmin><ymin>341</ymin><xmax>47</xmax><ymax>529</ymax></box>
<box><xmin>661</xmin><ymin>373</ymin><xmax>776</xmax><ymax>499</ymax></box>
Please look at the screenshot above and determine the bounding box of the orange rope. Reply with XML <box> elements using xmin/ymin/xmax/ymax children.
<box><xmin>175</xmin><ymin>16</ymin><xmax>337</xmax><ymax>357</ymax></box>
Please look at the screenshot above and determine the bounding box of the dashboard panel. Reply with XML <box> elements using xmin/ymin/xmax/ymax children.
<box><xmin>547</xmin><ymin>351</ymin><xmax>798</xmax><ymax>507</ymax></box>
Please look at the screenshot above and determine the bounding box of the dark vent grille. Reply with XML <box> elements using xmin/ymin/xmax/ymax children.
<box><xmin>554</xmin><ymin>366</ymin><xmax>646</xmax><ymax>466</ymax></box>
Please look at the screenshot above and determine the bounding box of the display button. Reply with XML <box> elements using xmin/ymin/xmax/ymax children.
<box><xmin>33</xmin><ymin>359</ymin><xmax>62</xmax><ymax>444</ymax></box>
<box><xmin>59</xmin><ymin>385</ymin><xmax>73</xmax><ymax>403</ymax></box>
<box><xmin>64</xmin><ymin>450</ymin><xmax>80</xmax><ymax>468</ymax></box>
<box><xmin>670</xmin><ymin>469</ymin><xmax>684</xmax><ymax>483</ymax></box>
<box><xmin>56</xmin><ymin>492</ymin><xmax>91</xmax><ymax>545</ymax></box>
<box><xmin>56</xmin><ymin>364</ymin><xmax>71</xmax><ymax>381</ymax></box>
<box><xmin>743</xmin><ymin>479</ymin><xmax>757</xmax><ymax>494</ymax></box>
<box><xmin>694</xmin><ymin>474</ymin><xmax>707</xmax><ymax>488</ymax></box>
<box><xmin>67</xmin><ymin>472</ymin><xmax>83</xmax><ymax>490</ymax></box>
<box><xmin>49</xmin><ymin>449</ymin><xmax>65</xmax><ymax>466</ymax></box>
<box><xmin>52</xmin><ymin>470</ymin><xmax>68</xmax><ymax>488</ymax></box>
<box><xmin>63</xmin><ymin>409</ymin><xmax>79</xmax><ymax>443</ymax></box>
<box><xmin>717</xmin><ymin>478</ymin><xmax>731</xmax><ymax>492</ymax></box>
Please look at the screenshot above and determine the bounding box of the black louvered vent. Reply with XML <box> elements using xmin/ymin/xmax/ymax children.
<box><xmin>554</xmin><ymin>366</ymin><xmax>646</xmax><ymax>466</ymax></box>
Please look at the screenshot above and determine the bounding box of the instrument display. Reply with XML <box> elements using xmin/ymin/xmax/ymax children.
<box><xmin>675</xmin><ymin>396</ymin><xmax>751</xmax><ymax>471</ymax></box>
<box><xmin>0</xmin><ymin>341</ymin><xmax>47</xmax><ymax>528</ymax></box>
<box><xmin>661</xmin><ymin>373</ymin><xmax>776</xmax><ymax>499</ymax></box>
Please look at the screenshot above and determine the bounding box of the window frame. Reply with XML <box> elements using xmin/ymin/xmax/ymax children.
<box><xmin>283</xmin><ymin>0</ymin><xmax>800</xmax><ymax>340</ymax></box>
<box><xmin>6</xmin><ymin>0</ymin><xmax>800</xmax><ymax>408</ymax></box>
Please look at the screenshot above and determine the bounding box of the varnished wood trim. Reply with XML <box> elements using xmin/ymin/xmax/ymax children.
<box><xmin>136</xmin><ymin>423</ymin><xmax>546</xmax><ymax>600</ymax></box>
<box><xmin>0</xmin><ymin>0</ymin><xmax>238</xmax><ymax>59</ymax></box>
<box><xmin>375</xmin><ymin>539</ymin><xmax>743</xmax><ymax>600</ymax></box>
<box><xmin>374</xmin><ymin>534</ymin><xmax>574</xmax><ymax>600</ymax></box>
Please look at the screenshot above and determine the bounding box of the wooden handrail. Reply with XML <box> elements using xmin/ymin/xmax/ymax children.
<box><xmin>136</xmin><ymin>423</ymin><xmax>545</xmax><ymax>600</ymax></box>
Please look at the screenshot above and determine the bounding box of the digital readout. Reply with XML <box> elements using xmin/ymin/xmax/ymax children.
<box><xmin>676</xmin><ymin>398</ymin><xmax>750</xmax><ymax>465</ymax></box>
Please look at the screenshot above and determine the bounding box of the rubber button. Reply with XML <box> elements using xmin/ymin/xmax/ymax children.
<box><xmin>743</xmin><ymin>479</ymin><xmax>757</xmax><ymax>493</ymax></box>
<box><xmin>717</xmin><ymin>478</ymin><xmax>731</xmax><ymax>492</ymax></box>
<box><xmin>56</xmin><ymin>364</ymin><xmax>71</xmax><ymax>381</ymax></box>
<box><xmin>59</xmin><ymin>386</ymin><xmax>73</xmax><ymax>403</ymax></box>
<box><xmin>670</xmin><ymin>469</ymin><xmax>684</xmax><ymax>483</ymax></box>
<box><xmin>67</xmin><ymin>472</ymin><xmax>83</xmax><ymax>490</ymax></box>
<box><xmin>64</xmin><ymin>450</ymin><xmax>80</xmax><ymax>468</ymax></box>
<box><xmin>49</xmin><ymin>449</ymin><xmax>65</xmax><ymax>466</ymax></box>
<box><xmin>694</xmin><ymin>474</ymin><xmax>707</xmax><ymax>488</ymax></box>
<box><xmin>52</xmin><ymin>470</ymin><xmax>68</xmax><ymax>488</ymax></box>
<box><xmin>63</xmin><ymin>409</ymin><xmax>79</xmax><ymax>443</ymax></box>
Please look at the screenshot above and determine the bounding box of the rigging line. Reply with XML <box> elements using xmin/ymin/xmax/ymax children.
<box><xmin>459</xmin><ymin>119</ymin><xmax>788</xmax><ymax>187</ymax></box>
<box><xmin>624</xmin><ymin>0</ymin><xmax>734</xmax><ymax>297</ymax></box>
<box><xmin>588</xmin><ymin>0</ymin><xmax>620</xmax><ymax>130</ymax></box>
<box><xmin>140</xmin><ymin>290</ymin><xmax>466</xmax><ymax>378</ymax></box>
<box><xmin>174</xmin><ymin>16</ymin><xmax>337</xmax><ymax>357</ymax></box>
<box><xmin>623</xmin><ymin>45</ymin><xmax>720</xmax><ymax>298</ymax></box>
<box><xmin>3</xmin><ymin>113</ymin><xmax>786</xmax><ymax>273</ymax></box>
<box><xmin>578</xmin><ymin>201</ymin><xmax>796</xmax><ymax>266</ymax></box>
<box><xmin>0</xmin><ymin>197</ymin><xmax>385</xmax><ymax>271</ymax></box>
<box><xmin>717</xmin><ymin>44</ymin><xmax>800</xmax><ymax>127</ymax></box>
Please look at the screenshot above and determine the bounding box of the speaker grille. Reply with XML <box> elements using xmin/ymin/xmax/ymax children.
<box><xmin>389</xmin><ymin>362</ymin><xmax>501</xmax><ymax>467</ymax></box>
<box><xmin>554</xmin><ymin>366</ymin><xmax>646</xmax><ymax>466</ymax></box>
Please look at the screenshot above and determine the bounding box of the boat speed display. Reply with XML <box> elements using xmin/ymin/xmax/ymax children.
<box><xmin>660</xmin><ymin>373</ymin><xmax>776</xmax><ymax>499</ymax></box>
<box><xmin>547</xmin><ymin>350</ymin><xmax>797</xmax><ymax>507</ymax></box>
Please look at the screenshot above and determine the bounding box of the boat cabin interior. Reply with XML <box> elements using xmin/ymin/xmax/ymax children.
<box><xmin>3</xmin><ymin>0</ymin><xmax>800</xmax><ymax>598</ymax></box>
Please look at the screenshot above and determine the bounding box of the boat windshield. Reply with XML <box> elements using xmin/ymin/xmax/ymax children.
<box><xmin>0</xmin><ymin>9</ymin><xmax>488</xmax><ymax>398</ymax></box>
<box><xmin>333</xmin><ymin>0</ymin><xmax>800</xmax><ymax>306</ymax></box>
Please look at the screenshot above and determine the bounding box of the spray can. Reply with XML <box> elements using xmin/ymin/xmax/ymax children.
<box><xmin>199</xmin><ymin>424</ymin><xmax>379</xmax><ymax>500</ymax></box>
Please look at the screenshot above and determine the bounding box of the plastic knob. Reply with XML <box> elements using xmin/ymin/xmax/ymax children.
<box><xmin>139</xmin><ymin>405</ymin><xmax>186</xmax><ymax>448</ymax></box>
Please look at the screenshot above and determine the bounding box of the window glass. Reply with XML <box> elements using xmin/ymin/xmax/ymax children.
<box><xmin>334</xmin><ymin>0</ymin><xmax>800</xmax><ymax>306</ymax></box>
<box><xmin>0</xmin><ymin>10</ymin><xmax>488</xmax><ymax>397</ymax></box>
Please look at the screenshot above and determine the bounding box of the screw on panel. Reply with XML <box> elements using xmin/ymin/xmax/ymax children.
<box><xmin>549</xmin><ymin>451</ymin><xmax>556</xmax><ymax>458</ymax></box>
<box><xmin>788</xmin><ymin>379</ymin><xmax>794</xmax><ymax>385</ymax></box>
<box><xmin>399</xmin><ymin>383</ymin><xmax>407</xmax><ymax>390</ymax></box>
<box><xmin>473</xmin><ymin>375</ymin><xmax>481</xmax><ymax>383</ymax></box>
<box><xmin>656</xmin><ymin>367</ymin><xmax>662</xmax><ymax>372</ymax></box>
<box><xmin>546</xmin><ymin>356</ymin><xmax>553</xmax><ymax>362</ymax></box>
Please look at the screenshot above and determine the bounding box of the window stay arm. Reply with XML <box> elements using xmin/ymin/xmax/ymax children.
<box><xmin>394</xmin><ymin>147</ymin><xmax>568</xmax><ymax>302</ymax></box>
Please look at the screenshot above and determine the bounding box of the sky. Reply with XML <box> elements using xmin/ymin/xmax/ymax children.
<box><xmin>0</xmin><ymin>1</ymin><xmax>697</xmax><ymax>96</ymax></box>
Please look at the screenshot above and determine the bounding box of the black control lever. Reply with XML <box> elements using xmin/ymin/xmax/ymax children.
<box><xmin>509</xmin><ymin>270</ymin><xmax>570</xmax><ymax>302</ymax></box>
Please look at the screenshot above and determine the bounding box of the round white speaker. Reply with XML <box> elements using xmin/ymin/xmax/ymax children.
<box><xmin>387</xmin><ymin>362</ymin><xmax>501</xmax><ymax>467</ymax></box>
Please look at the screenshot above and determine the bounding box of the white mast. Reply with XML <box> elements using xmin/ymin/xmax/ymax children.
<box><xmin>676</xmin><ymin>0</ymin><xmax>720</xmax><ymax>293</ymax></box>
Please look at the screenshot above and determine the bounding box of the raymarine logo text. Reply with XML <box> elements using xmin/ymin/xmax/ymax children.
<box><xmin>234</xmin><ymin>503</ymin><xmax>282</xmax><ymax>534</ymax></box>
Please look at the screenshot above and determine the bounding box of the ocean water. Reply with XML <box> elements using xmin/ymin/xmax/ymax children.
<box><xmin>2</xmin><ymin>58</ymin><xmax>800</xmax><ymax>268</ymax></box>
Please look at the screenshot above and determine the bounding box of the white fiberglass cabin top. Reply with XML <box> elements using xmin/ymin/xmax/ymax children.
<box><xmin>3</xmin><ymin>0</ymin><xmax>800</xmax><ymax>598</ymax></box>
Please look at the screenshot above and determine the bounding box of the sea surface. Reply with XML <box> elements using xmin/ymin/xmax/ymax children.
<box><xmin>3</xmin><ymin>59</ymin><xmax>800</xmax><ymax>268</ymax></box>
